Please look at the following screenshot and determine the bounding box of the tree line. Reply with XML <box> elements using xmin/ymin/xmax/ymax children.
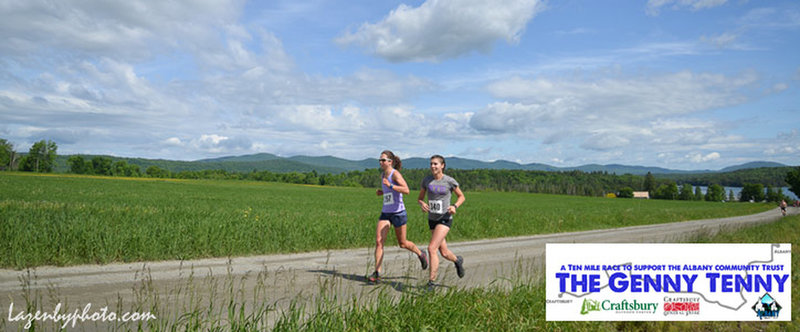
<box><xmin>2</xmin><ymin>137</ymin><xmax>799</xmax><ymax>202</ymax></box>
<box><xmin>0</xmin><ymin>139</ymin><xmax>58</xmax><ymax>173</ymax></box>
<box><xmin>661</xmin><ymin>167</ymin><xmax>793</xmax><ymax>188</ymax></box>
<box><xmin>58</xmin><ymin>158</ymin><xmax>800</xmax><ymax>203</ymax></box>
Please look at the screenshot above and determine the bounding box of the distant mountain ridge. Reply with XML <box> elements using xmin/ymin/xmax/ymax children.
<box><xmin>53</xmin><ymin>152</ymin><xmax>791</xmax><ymax>175</ymax></box>
<box><xmin>718</xmin><ymin>161</ymin><xmax>787</xmax><ymax>172</ymax></box>
<box><xmin>173</xmin><ymin>153</ymin><xmax>790</xmax><ymax>175</ymax></box>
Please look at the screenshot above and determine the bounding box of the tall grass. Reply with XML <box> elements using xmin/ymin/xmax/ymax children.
<box><xmin>1</xmin><ymin>262</ymin><xmax>276</xmax><ymax>331</ymax></box>
<box><xmin>0</xmin><ymin>173</ymin><xmax>774</xmax><ymax>269</ymax></box>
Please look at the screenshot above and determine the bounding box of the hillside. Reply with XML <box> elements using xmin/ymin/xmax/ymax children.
<box><xmin>53</xmin><ymin>155</ymin><xmax>343</xmax><ymax>174</ymax></box>
<box><xmin>52</xmin><ymin>153</ymin><xmax>791</xmax><ymax>179</ymax></box>
<box><xmin>718</xmin><ymin>161</ymin><xmax>787</xmax><ymax>172</ymax></box>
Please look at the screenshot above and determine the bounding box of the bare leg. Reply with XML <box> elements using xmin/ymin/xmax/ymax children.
<box><xmin>428</xmin><ymin>224</ymin><xmax>456</xmax><ymax>281</ymax></box>
<box><xmin>375</xmin><ymin>220</ymin><xmax>391</xmax><ymax>273</ymax></box>
<box><xmin>438</xmin><ymin>237</ymin><xmax>458</xmax><ymax>262</ymax></box>
<box><xmin>394</xmin><ymin>225</ymin><xmax>422</xmax><ymax>256</ymax></box>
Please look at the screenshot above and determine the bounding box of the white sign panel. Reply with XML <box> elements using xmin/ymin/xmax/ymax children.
<box><xmin>546</xmin><ymin>243</ymin><xmax>791</xmax><ymax>321</ymax></box>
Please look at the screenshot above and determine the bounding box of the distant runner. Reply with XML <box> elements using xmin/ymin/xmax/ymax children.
<box><xmin>418</xmin><ymin>155</ymin><xmax>466</xmax><ymax>290</ymax></box>
<box><xmin>780</xmin><ymin>199</ymin><xmax>787</xmax><ymax>217</ymax></box>
<box><xmin>369</xmin><ymin>150</ymin><xmax>428</xmax><ymax>283</ymax></box>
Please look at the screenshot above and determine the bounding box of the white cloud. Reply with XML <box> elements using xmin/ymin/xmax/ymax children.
<box><xmin>772</xmin><ymin>83</ymin><xmax>788</xmax><ymax>93</ymax></box>
<box><xmin>200</xmin><ymin>134</ymin><xmax>228</xmax><ymax>145</ymax></box>
<box><xmin>192</xmin><ymin>134</ymin><xmax>251</xmax><ymax>154</ymax></box>
<box><xmin>580</xmin><ymin>133</ymin><xmax>631</xmax><ymax>151</ymax></box>
<box><xmin>483</xmin><ymin>71</ymin><xmax>756</xmax><ymax>122</ymax></box>
<box><xmin>686</xmin><ymin>151</ymin><xmax>721</xmax><ymax>163</ymax></box>
<box><xmin>764</xmin><ymin>130</ymin><xmax>800</xmax><ymax>157</ymax></box>
<box><xmin>468</xmin><ymin>70</ymin><xmax>760</xmax><ymax>161</ymax></box>
<box><xmin>700</xmin><ymin>32</ymin><xmax>739</xmax><ymax>49</ymax></box>
<box><xmin>336</xmin><ymin>0</ymin><xmax>545</xmax><ymax>62</ymax></box>
<box><xmin>0</xmin><ymin>0</ymin><xmax>244</xmax><ymax>60</ymax></box>
<box><xmin>469</xmin><ymin>102</ymin><xmax>548</xmax><ymax>133</ymax></box>
<box><xmin>648</xmin><ymin>119</ymin><xmax>722</xmax><ymax>146</ymax></box>
<box><xmin>554</xmin><ymin>28</ymin><xmax>593</xmax><ymax>36</ymax></box>
<box><xmin>646</xmin><ymin>0</ymin><xmax>728</xmax><ymax>16</ymax></box>
<box><xmin>738</xmin><ymin>7</ymin><xmax>800</xmax><ymax>30</ymax></box>
<box><xmin>164</xmin><ymin>137</ymin><xmax>183</xmax><ymax>146</ymax></box>
<box><xmin>0</xmin><ymin>0</ymin><xmax>440</xmax><ymax>161</ymax></box>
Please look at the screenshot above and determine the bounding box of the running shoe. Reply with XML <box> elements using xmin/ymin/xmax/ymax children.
<box><xmin>427</xmin><ymin>280</ymin><xmax>436</xmax><ymax>291</ymax></box>
<box><xmin>368</xmin><ymin>271</ymin><xmax>380</xmax><ymax>283</ymax></box>
<box><xmin>419</xmin><ymin>249</ymin><xmax>429</xmax><ymax>270</ymax></box>
<box><xmin>454</xmin><ymin>256</ymin><xmax>465</xmax><ymax>278</ymax></box>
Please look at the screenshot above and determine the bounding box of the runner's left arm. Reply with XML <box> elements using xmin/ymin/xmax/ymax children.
<box><xmin>448</xmin><ymin>186</ymin><xmax>465</xmax><ymax>215</ymax></box>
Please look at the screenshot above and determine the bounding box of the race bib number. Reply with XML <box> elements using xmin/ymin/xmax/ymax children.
<box><xmin>383</xmin><ymin>193</ymin><xmax>395</xmax><ymax>205</ymax></box>
<box><xmin>428</xmin><ymin>200</ymin><xmax>445</xmax><ymax>214</ymax></box>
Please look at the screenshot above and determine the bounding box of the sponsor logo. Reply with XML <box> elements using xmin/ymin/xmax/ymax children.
<box><xmin>546</xmin><ymin>298</ymin><xmax>573</xmax><ymax>304</ymax></box>
<box><xmin>663</xmin><ymin>296</ymin><xmax>700</xmax><ymax>316</ymax></box>
<box><xmin>580</xmin><ymin>298</ymin><xmax>658</xmax><ymax>315</ymax></box>
<box><xmin>580</xmin><ymin>299</ymin><xmax>600</xmax><ymax>315</ymax></box>
<box><xmin>751</xmin><ymin>293</ymin><xmax>782</xmax><ymax>320</ymax></box>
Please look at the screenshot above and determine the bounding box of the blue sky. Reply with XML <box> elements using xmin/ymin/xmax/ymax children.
<box><xmin>1</xmin><ymin>0</ymin><xmax>798</xmax><ymax>170</ymax></box>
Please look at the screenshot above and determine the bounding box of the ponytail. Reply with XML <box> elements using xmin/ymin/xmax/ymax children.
<box><xmin>381</xmin><ymin>150</ymin><xmax>402</xmax><ymax>170</ymax></box>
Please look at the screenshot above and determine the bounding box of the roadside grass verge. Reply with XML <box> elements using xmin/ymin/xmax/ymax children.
<box><xmin>0</xmin><ymin>172</ymin><xmax>774</xmax><ymax>269</ymax></box>
<box><xmin>272</xmin><ymin>214</ymin><xmax>800</xmax><ymax>332</ymax></box>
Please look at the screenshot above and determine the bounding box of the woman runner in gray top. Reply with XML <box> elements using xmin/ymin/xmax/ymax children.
<box><xmin>418</xmin><ymin>155</ymin><xmax>465</xmax><ymax>289</ymax></box>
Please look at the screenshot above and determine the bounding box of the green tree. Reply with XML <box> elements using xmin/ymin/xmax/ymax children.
<box><xmin>20</xmin><ymin>140</ymin><xmax>57</xmax><ymax>172</ymax></box>
<box><xmin>728</xmin><ymin>190</ymin><xmax>736</xmax><ymax>202</ymax></box>
<box><xmin>705</xmin><ymin>184</ymin><xmax>725</xmax><ymax>202</ymax></box>
<box><xmin>740</xmin><ymin>183</ymin><xmax>765</xmax><ymax>202</ymax></box>
<box><xmin>282</xmin><ymin>172</ymin><xmax>306</xmax><ymax>184</ymax></box>
<box><xmin>91</xmin><ymin>157</ymin><xmax>113</xmax><ymax>176</ymax></box>
<box><xmin>112</xmin><ymin>161</ymin><xmax>134</xmax><ymax>177</ymax></box>
<box><xmin>126</xmin><ymin>164</ymin><xmax>142</xmax><ymax>177</ymax></box>
<box><xmin>786</xmin><ymin>167</ymin><xmax>800</xmax><ymax>199</ymax></box>
<box><xmin>678</xmin><ymin>184</ymin><xmax>694</xmax><ymax>200</ymax></box>
<box><xmin>695</xmin><ymin>186</ymin><xmax>704</xmax><ymax>201</ymax></box>
<box><xmin>765</xmin><ymin>186</ymin><xmax>781</xmax><ymax>202</ymax></box>
<box><xmin>145</xmin><ymin>166</ymin><xmax>170</xmax><ymax>178</ymax></box>
<box><xmin>643</xmin><ymin>172</ymin><xmax>656</xmax><ymax>195</ymax></box>
<box><xmin>618</xmin><ymin>187</ymin><xmax>634</xmax><ymax>198</ymax></box>
<box><xmin>67</xmin><ymin>155</ymin><xmax>88</xmax><ymax>174</ymax></box>
<box><xmin>654</xmin><ymin>182</ymin><xmax>679</xmax><ymax>200</ymax></box>
<box><xmin>0</xmin><ymin>138</ymin><xmax>15</xmax><ymax>170</ymax></box>
<box><xmin>776</xmin><ymin>188</ymin><xmax>787</xmax><ymax>203</ymax></box>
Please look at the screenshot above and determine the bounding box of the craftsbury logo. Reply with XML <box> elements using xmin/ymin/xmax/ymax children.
<box><xmin>751</xmin><ymin>293</ymin><xmax>782</xmax><ymax>320</ymax></box>
<box><xmin>580</xmin><ymin>299</ymin><xmax>601</xmax><ymax>315</ymax></box>
<box><xmin>580</xmin><ymin>298</ymin><xmax>658</xmax><ymax>315</ymax></box>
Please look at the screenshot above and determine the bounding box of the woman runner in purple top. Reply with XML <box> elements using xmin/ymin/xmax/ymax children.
<box><xmin>369</xmin><ymin>150</ymin><xmax>428</xmax><ymax>283</ymax></box>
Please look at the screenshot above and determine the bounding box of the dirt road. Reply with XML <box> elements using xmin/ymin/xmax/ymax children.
<box><xmin>0</xmin><ymin>207</ymin><xmax>794</xmax><ymax>330</ymax></box>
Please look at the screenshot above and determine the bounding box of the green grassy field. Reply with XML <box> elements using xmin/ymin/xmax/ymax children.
<box><xmin>0</xmin><ymin>172</ymin><xmax>774</xmax><ymax>269</ymax></box>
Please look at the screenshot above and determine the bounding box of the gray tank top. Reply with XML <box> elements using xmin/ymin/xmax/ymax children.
<box><xmin>421</xmin><ymin>174</ymin><xmax>459</xmax><ymax>220</ymax></box>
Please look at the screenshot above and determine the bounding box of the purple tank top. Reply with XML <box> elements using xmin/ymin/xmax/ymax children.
<box><xmin>381</xmin><ymin>169</ymin><xmax>405</xmax><ymax>213</ymax></box>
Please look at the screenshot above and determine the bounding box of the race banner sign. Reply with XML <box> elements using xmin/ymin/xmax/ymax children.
<box><xmin>546</xmin><ymin>243</ymin><xmax>791</xmax><ymax>321</ymax></box>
